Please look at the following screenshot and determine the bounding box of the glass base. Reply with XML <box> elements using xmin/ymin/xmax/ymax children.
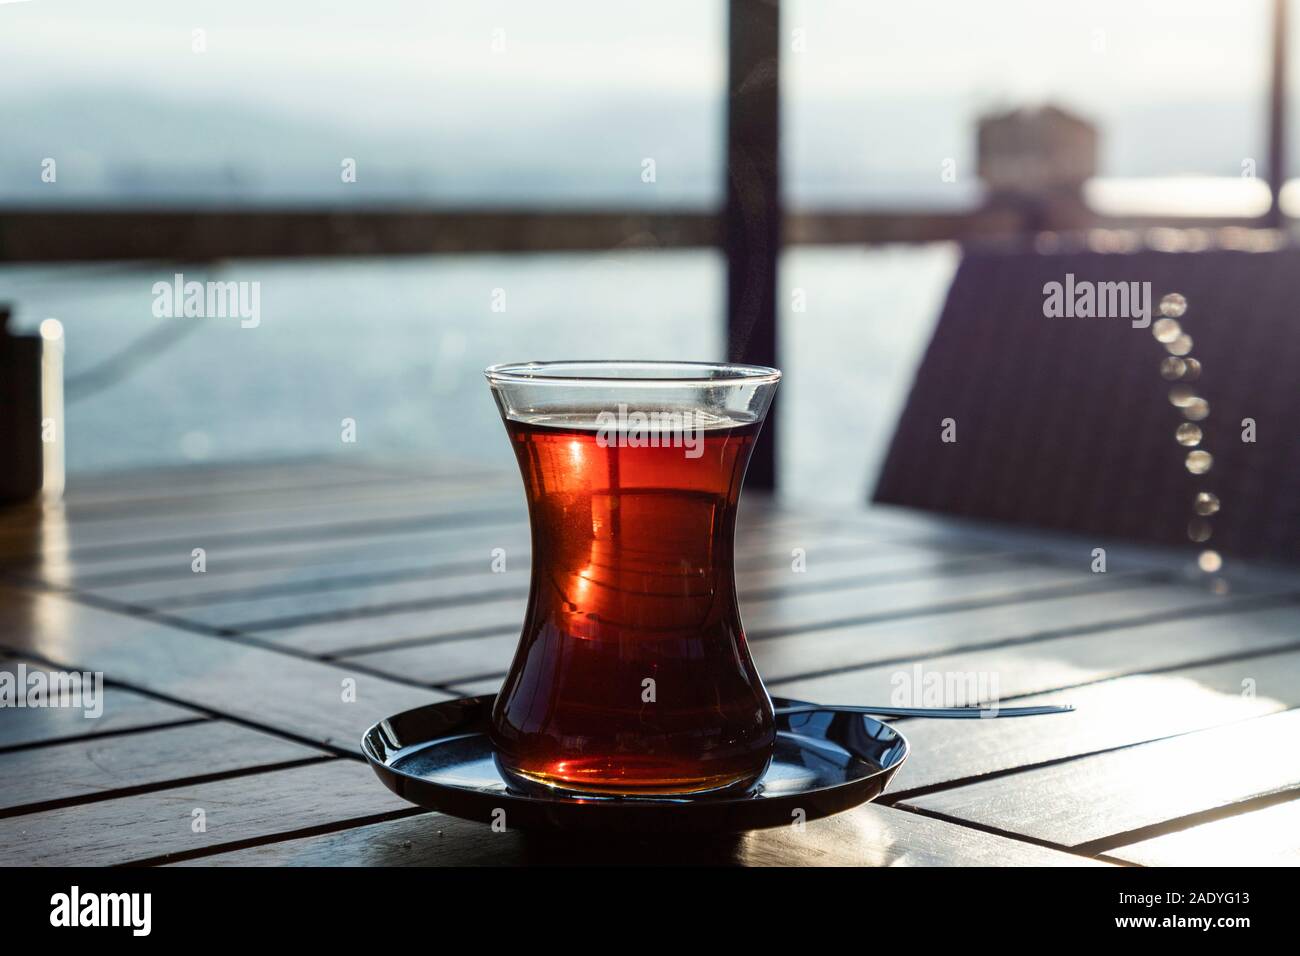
<box><xmin>494</xmin><ymin>754</ymin><xmax>769</xmax><ymax>801</ymax></box>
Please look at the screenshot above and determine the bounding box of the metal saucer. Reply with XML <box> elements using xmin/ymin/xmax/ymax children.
<box><xmin>362</xmin><ymin>695</ymin><xmax>908</xmax><ymax>833</ymax></box>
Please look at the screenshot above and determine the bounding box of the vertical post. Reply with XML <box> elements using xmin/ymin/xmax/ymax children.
<box><xmin>726</xmin><ymin>0</ymin><xmax>781</xmax><ymax>490</ymax></box>
<box><xmin>1267</xmin><ymin>0</ymin><xmax>1288</xmax><ymax>227</ymax></box>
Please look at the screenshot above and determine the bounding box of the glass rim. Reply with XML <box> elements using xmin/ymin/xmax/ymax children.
<box><xmin>484</xmin><ymin>360</ymin><xmax>781</xmax><ymax>387</ymax></box>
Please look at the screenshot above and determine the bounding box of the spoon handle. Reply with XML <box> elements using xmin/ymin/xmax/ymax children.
<box><xmin>775</xmin><ymin>703</ymin><xmax>1074</xmax><ymax>719</ymax></box>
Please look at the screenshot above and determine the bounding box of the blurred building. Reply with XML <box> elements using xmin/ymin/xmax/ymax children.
<box><xmin>977</xmin><ymin>104</ymin><xmax>1098</xmax><ymax>230</ymax></box>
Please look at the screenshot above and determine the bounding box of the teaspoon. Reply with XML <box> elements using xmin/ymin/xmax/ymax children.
<box><xmin>775</xmin><ymin>702</ymin><xmax>1074</xmax><ymax>720</ymax></box>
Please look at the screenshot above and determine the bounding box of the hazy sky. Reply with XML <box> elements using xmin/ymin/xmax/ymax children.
<box><xmin>2</xmin><ymin>0</ymin><xmax>1267</xmax><ymax>104</ymax></box>
<box><xmin>0</xmin><ymin>0</ymin><xmax>1280</xmax><ymax>203</ymax></box>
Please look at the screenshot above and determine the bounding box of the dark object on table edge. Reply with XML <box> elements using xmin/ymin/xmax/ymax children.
<box><xmin>0</xmin><ymin>305</ymin><xmax>44</xmax><ymax>503</ymax></box>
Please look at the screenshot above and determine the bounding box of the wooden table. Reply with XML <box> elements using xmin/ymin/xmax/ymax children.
<box><xmin>2</xmin><ymin>459</ymin><xmax>1297</xmax><ymax>867</ymax></box>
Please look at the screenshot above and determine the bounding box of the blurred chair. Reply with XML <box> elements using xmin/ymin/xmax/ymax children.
<box><xmin>873</xmin><ymin>241</ymin><xmax>1300</xmax><ymax>564</ymax></box>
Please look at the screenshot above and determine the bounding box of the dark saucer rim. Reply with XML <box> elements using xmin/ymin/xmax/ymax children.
<box><xmin>361</xmin><ymin>694</ymin><xmax>909</xmax><ymax>832</ymax></box>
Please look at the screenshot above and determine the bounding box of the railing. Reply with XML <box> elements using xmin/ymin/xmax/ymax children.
<box><xmin>0</xmin><ymin>206</ymin><xmax>1274</xmax><ymax>263</ymax></box>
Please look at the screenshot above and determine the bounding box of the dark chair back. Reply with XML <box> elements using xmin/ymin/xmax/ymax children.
<box><xmin>872</xmin><ymin>243</ymin><xmax>1300</xmax><ymax>564</ymax></box>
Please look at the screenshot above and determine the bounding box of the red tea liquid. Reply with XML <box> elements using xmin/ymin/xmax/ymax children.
<box><xmin>490</xmin><ymin>410</ymin><xmax>775</xmax><ymax>796</ymax></box>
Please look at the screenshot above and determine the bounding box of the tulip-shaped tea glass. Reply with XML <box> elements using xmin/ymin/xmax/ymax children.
<box><xmin>485</xmin><ymin>361</ymin><xmax>781</xmax><ymax>798</ymax></box>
